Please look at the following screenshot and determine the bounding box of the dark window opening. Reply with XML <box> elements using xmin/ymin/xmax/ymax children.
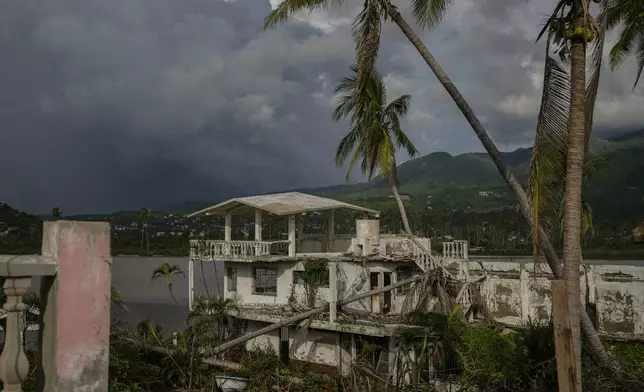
<box><xmin>252</xmin><ymin>267</ymin><xmax>277</xmax><ymax>295</ymax></box>
<box><xmin>227</xmin><ymin>267</ymin><xmax>237</xmax><ymax>292</ymax></box>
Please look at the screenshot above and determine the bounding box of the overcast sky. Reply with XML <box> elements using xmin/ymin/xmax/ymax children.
<box><xmin>0</xmin><ymin>0</ymin><xmax>642</xmax><ymax>214</ymax></box>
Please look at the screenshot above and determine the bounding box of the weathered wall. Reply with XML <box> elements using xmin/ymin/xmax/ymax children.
<box><xmin>225</xmin><ymin>259</ymin><xmax>420</xmax><ymax>314</ymax></box>
<box><xmin>299</xmin><ymin>234</ymin><xmax>353</xmax><ymax>253</ymax></box>
<box><xmin>244</xmin><ymin>321</ymin><xmax>341</xmax><ymax>369</ymax></box>
<box><xmin>225</xmin><ymin>262</ymin><xmax>296</xmax><ymax>305</ymax></box>
<box><xmin>298</xmin><ymin>234</ymin><xmax>431</xmax><ymax>256</ymax></box>
<box><xmin>450</xmin><ymin>256</ymin><xmax>644</xmax><ymax>338</ymax></box>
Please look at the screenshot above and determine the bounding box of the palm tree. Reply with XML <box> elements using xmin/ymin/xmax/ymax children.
<box><xmin>140</xmin><ymin>208</ymin><xmax>150</xmax><ymax>252</ymax></box>
<box><xmin>188</xmin><ymin>296</ymin><xmax>238</xmax><ymax>350</ymax></box>
<box><xmin>137</xmin><ymin>318</ymin><xmax>164</xmax><ymax>346</ymax></box>
<box><xmin>536</xmin><ymin>2</ymin><xmax>604</xmax><ymax>383</ymax></box>
<box><xmin>52</xmin><ymin>207</ymin><xmax>62</xmax><ymax>220</ymax></box>
<box><xmin>111</xmin><ymin>286</ymin><xmax>129</xmax><ymax>313</ymax></box>
<box><xmin>606</xmin><ymin>0</ymin><xmax>644</xmax><ymax>88</ymax></box>
<box><xmin>333</xmin><ymin>66</ymin><xmax>419</xmax><ymax>235</ymax></box>
<box><xmin>151</xmin><ymin>263</ymin><xmax>185</xmax><ymax>305</ymax></box>
<box><xmin>266</xmin><ymin>0</ymin><xmax>611</xmax><ymax>367</ymax></box>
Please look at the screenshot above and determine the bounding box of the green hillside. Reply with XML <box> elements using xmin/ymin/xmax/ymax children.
<box><xmin>0</xmin><ymin>203</ymin><xmax>42</xmax><ymax>253</ymax></box>
<box><xmin>305</xmin><ymin>132</ymin><xmax>644</xmax><ymax>250</ymax></box>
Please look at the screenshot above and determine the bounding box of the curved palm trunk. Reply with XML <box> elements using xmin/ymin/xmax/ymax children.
<box><xmin>167</xmin><ymin>280</ymin><xmax>179</xmax><ymax>306</ymax></box>
<box><xmin>563</xmin><ymin>10</ymin><xmax>587</xmax><ymax>387</ymax></box>
<box><xmin>385</xmin><ymin>4</ymin><xmax>610</xmax><ymax>367</ymax></box>
<box><xmin>389</xmin><ymin>159</ymin><xmax>413</xmax><ymax>235</ymax></box>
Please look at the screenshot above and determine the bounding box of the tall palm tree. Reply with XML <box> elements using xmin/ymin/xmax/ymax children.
<box><xmin>151</xmin><ymin>263</ymin><xmax>185</xmax><ymax>305</ymax></box>
<box><xmin>536</xmin><ymin>2</ymin><xmax>603</xmax><ymax>384</ymax></box>
<box><xmin>606</xmin><ymin>0</ymin><xmax>644</xmax><ymax>88</ymax></box>
<box><xmin>140</xmin><ymin>208</ymin><xmax>150</xmax><ymax>252</ymax></box>
<box><xmin>265</xmin><ymin>0</ymin><xmax>611</xmax><ymax>367</ymax></box>
<box><xmin>51</xmin><ymin>207</ymin><xmax>62</xmax><ymax>220</ymax></box>
<box><xmin>333</xmin><ymin>66</ymin><xmax>419</xmax><ymax>234</ymax></box>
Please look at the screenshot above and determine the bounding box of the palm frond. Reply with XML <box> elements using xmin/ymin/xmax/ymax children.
<box><xmin>352</xmin><ymin>1</ymin><xmax>383</xmax><ymax>105</ymax></box>
<box><xmin>384</xmin><ymin>94</ymin><xmax>412</xmax><ymax>118</ymax></box>
<box><xmin>536</xmin><ymin>0</ymin><xmax>568</xmax><ymax>43</ymax></box>
<box><xmin>335</xmin><ymin>125</ymin><xmax>361</xmax><ymax>167</ymax></box>
<box><xmin>529</xmin><ymin>45</ymin><xmax>571</xmax><ymax>258</ymax></box>
<box><xmin>582</xmin><ymin>156</ymin><xmax>608</xmax><ymax>183</ymax></box>
<box><xmin>264</xmin><ymin>0</ymin><xmax>335</xmax><ymax>30</ymax></box>
<box><xmin>411</xmin><ymin>0</ymin><xmax>454</xmax><ymax>31</ymax></box>
<box><xmin>333</xmin><ymin>65</ymin><xmax>417</xmax><ymax>184</ymax></box>
<box><xmin>606</xmin><ymin>0</ymin><xmax>644</xmax><ymax>87</ymax></box>
<box><xmin>585</xmin><ymin>2</ymin><xmax>608</xmax><ymax>154</ymax></box>
<box><xmin>609</xmin><ymin>22</ymin><xmax>638</xmax><ymax>69</ymax></box>
<box><xmin>377</xmin><ymin>130</ymin><xmax>396</xmax><ymax>178</ymax></box>
<box><xmin>635</xmin><ymin>32</ymin><xmax>644</xmax><ymax>88</ymax></box>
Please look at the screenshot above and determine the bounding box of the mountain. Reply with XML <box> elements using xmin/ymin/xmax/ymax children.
<box><xmin>301</xmin><ymin>133</ymin><xmax>644</xmax><ymax>222</ymax></box>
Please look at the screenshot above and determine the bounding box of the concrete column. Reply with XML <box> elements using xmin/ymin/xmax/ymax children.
<box><xmin>463</xmin><ymin>241</ymin><xmax>469</xmax><ymax>260</ymax></box>
<box><xmin>38</xmin><ymin>221</ymin><xmax>111</xmax><ymax>392</ymax></box>
<box><xmin>327</xmin><ymin>210</ymin><xmax>335</xmax><ymax>252</ymax></box>
<box><xmin>225</xmin><ymin>213</ymin><xmax>232</xmax><ymax>255</ymax></box>
<box><xmin>329</xmin><ymin>262</ymin><xmax>338</xmax><ymax>323</ymax></box>
<box><xmin>519</xmin><ymin>261</ymin><xmax>530</xmax><ymax>324</ymax></box>
<box><xmin>442</xmin><ymin>242</ymin><xmax>446</xmax><ymax>257</ymax></box>
<box><xmin>254</xmin><ymin>209</ymin><xmax>262</xmax><ymax>241</ymax></box>
<box><xmin>188</xmin><ymin>258</ymin><xmax>195</xmax><ymax>311</ymax></box>
<box><xmin>288</xmin><ymin>215</ymin><xmax>296</xmax><ymax>257</ymax></box>
<box><xmin>255</xmin><ymin>209</ymin><xmax>263</xmax><ymax>256</ymax></box>
<box><xmin>222</xmin><ymin>264</ymin><xmax>229</xmax><ymax>296</ymax></box>
<box><xmin>225</xmin><ymin>213</ymin><xmax>232</xmax><ymax>241</ymax></box>
<box><xmin>350</xmin><ymin>334</ymin><xmax>357</xmax><ymax>361</ymax></box>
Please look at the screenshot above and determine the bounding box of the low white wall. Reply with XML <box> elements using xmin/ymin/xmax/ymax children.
<box><xmin>452</xmin><ymin>257</ymin><xmax>644</xmax><ymax>337</ymax></box>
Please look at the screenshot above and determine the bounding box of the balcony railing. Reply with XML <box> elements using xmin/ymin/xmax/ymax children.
<box><xmin>190</xmin><ymin>240</ymin><xmax>291</xmax><ymax>261</ymax></box>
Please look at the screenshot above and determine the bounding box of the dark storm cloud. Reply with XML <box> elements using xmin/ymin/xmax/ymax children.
<box><xmin>0</xmin><ymin>0</ymin><xmax>642</xmax><ymax>213</ymax></box>
<box><xmin>0</xmin><ymin>0</ymin><xmax>355</xmax><ymax>213</ymax></box>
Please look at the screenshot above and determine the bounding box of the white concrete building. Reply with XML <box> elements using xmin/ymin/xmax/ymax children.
<box><xmin>187</xmin><ymin>192</ymin><xmax>435</xmax><ymax>377</ymax></box>
<box><xmin>186</xmin><ymin>192</ymin><xmax>644</xmax><ymax>382</ymax></box>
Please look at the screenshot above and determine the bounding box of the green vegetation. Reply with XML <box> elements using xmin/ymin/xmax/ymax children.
<box><xmin>2</xmin><ymin>139</ymin><xmax>644</xmax><ymax>259</ymax></box>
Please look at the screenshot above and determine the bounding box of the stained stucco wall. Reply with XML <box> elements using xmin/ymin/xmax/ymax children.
<box><xmin>224</xmin><ymin>259</ymin><xmax>420</xmax><ymax>314</ymax></box>
<box><xmin>244</xmin><ymin>321</ymin><xmax>345</xmax><ymax>369</ymax></box>
<box><xmin>452</xmin><ymin>257</ymin><xmax>644</xmax><ymax>337</ymax></box>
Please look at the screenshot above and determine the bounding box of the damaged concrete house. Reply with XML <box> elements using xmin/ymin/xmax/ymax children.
<box><xmin>187</xmin><ymin>192</ymin><xmax>445</xmax><ymax>378</ymax></box>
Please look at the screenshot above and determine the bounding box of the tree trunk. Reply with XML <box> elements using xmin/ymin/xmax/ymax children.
<box><xmin>385</xmin><ymin>4</ymin><xmax>611</xmax><ymax>368</ymax></box>
<box><xmin>564</xmin><ymin>9</ymin><xmax>587</xmax><ymax>388</ymax></box>
<box><xmin>389</xmin><ymin>159</ymin><xmax>413</xmax><ymax>234</ymax></box>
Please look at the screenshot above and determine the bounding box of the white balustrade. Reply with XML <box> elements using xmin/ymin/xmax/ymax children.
<box><xmin>442</xmin><ymin>240</ymin><xmax>469</xmax><ymax>260</ymax></box>
<box><xmin>190</xmin><ymin>240</ymin><xmax>291</xmax><ymax>261</ymax></box>
<box><xmin>0</xmin><ymin>277</ymin><xmax>31</xmax><ymax>392</ymax></box>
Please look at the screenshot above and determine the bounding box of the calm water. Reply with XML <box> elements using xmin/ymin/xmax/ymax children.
<box><xmin>111</xmin><ymin>256</ymin><xmax>225</xmax><ymax>332</ymax></box>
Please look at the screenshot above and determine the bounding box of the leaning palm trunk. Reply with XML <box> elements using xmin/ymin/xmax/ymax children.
<box><xmin>563</xmin><ymin>9</ymin><xmax>588</xmax><ymax>388</ymax></box>
<box><xmin>384</xmin><ymin>3</ymin><xmax>610</xmax><ymax>367</ymax></box>
<box><xmin>389</xmin><ymin>159</ymin><xmax>413</xmax><ymax>235</ymax></box>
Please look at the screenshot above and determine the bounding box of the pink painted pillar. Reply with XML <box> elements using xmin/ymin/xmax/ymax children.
<box><xmin>37</xmin><ymin>221</ymin><xmax>112</xmax><ymax>392</ymax></box>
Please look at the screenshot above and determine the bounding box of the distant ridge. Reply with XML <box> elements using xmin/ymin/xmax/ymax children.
<box><xmin>607</xmin><ymin>128</ymin><xmax>644</xmax><ymax>142</ymax></box>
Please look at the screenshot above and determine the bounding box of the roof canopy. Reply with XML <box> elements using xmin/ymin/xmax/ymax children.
<box><xmin>187</xmin><ymin>192</ymin><xmax>380</xmax><ymax>217</ymax></box>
